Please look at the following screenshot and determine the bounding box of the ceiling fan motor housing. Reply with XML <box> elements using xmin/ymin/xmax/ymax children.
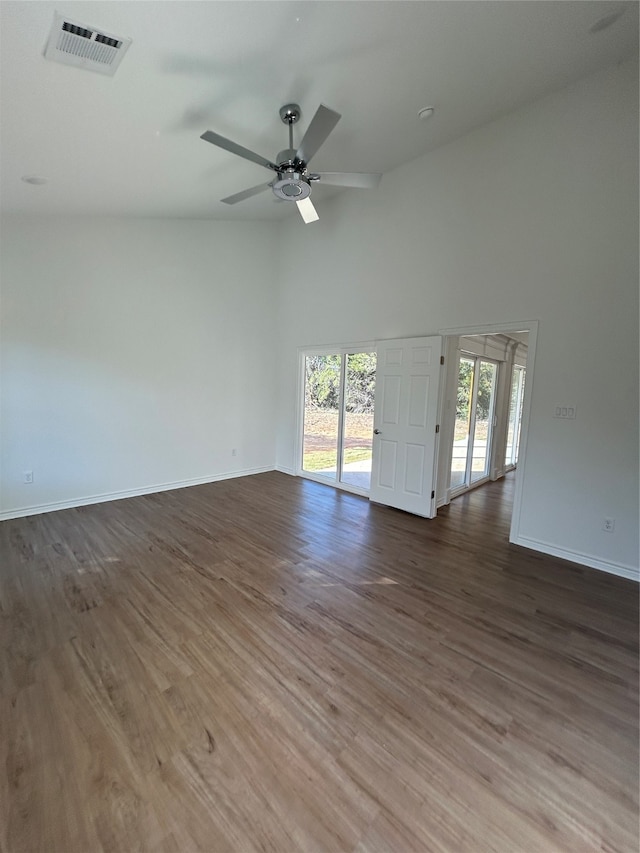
<box><xmin>276</xmin><ymin>148</ymin><xmax>298</xmax><ymax>167</ymax></box>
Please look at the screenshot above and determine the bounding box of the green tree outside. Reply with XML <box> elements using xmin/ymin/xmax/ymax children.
<box><xmin>456</xmin><ymin>358</ymin><xmax>495</xmax><ymax>421</ymax></box>
<box><xmin>305</xmin><ymin>353</ymin><xmax>376</xmax><ymax>413</ymax></box>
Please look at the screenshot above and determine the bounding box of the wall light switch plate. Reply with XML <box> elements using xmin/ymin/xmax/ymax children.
<box><xmin>554</xmin><ymin>405</ymin><xmax>576</xmax><ymax>419</ymax></box>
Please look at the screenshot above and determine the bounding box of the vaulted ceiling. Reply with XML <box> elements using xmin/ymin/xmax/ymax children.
<box><xmin>1</xmin><ymin>1</ymin><xmax>637</xmax><ymax>221</ymax></box>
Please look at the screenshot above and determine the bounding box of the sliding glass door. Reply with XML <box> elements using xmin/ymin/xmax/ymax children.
<box><xmin>505</xmin><ymin>365</ymin><xmax>526</xmax><ymax>468</ymax></box>
<box><xmin>301</xmin><ymin>350</ymin><xmax>376</xmax><ymax>493</ymax></box>
<box><xmin>450</xmin><ymin>354</ymin><xmax>498</xmax><ymax>494</ymax></box>
<box><xmin>450</xmin><ymin>356</ymin><xmax>474</xmax><ymax>490</ymax></box>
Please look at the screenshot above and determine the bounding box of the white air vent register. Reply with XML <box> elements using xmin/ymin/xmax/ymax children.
<box><xmin>45</xmin><ymin>12</ymin><xmax>131</xmax><ymax>76</ymax></box>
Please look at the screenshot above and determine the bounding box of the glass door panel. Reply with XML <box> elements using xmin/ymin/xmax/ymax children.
<box><xmin>505</xmin><ymin>366</ymin><xmax>526</xmax><ymax>467</ymax></box>
<box><xmin>301</xmin><ymin>350</ymin><xmax>376</xmax><ymax>492</ymax></box>
<box><xmin>450</xmin><ymin>354</ymin><xmax>499</xmax><ymax>493</ymax></box>
<box><xmin>450</xmin><ymin>357</ymin><xmax>474</xmax><ymax>490</ymax></box>
<box><xmin>470</xmin><ymin>360</ymin><xmax>497</xmax><ymax>484</ymax></box>
<box><xmin>302</xmin><ymin>354</ymin><xmax>340</xmax><ymax>480</ymax></box>
<box><xmin>340</xmin><ymin>352</ymin><xmax>376</xmax><ymax>490</ymax></box>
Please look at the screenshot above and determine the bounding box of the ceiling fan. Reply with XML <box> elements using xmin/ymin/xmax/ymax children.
<box><xmin>200</xmin><ymin>103</ymin><xmax>382</xmax><ymax>223</ymax></box>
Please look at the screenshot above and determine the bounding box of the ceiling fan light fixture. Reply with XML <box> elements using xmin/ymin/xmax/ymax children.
<box><xmin>282</xmin><ymin>184</ymin><xmax>303</xmax><ymax>198</ymax></box>
<box><xmin>272</xmin><ymin>172</ymin><xmax>311</xmax><ymax>202</ymax></box>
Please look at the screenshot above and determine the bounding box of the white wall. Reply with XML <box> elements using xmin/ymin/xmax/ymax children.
<box><xmin>1</xmin><ymin>216</ymin><xmax>278</xmax><ymax>516</ymax></box>
<box><xmin>2</xmin><ymin>61</ymin><xmax>637</xmax><ymax>579</ymax></box>
<box><xmin>275</xmin><ymin>60</ymin><xmax>639</xmax><ymax>578</ymax></box>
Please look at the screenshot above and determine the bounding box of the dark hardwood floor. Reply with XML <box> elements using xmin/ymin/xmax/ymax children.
<box><xmin>1</xmin><ymin>472</ymin><xmax>638</xmax><ymax>852</ymax></box>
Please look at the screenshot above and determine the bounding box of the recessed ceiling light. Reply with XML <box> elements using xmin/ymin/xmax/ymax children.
<box><xmin>418</xmin><ymin>106</ymin><xmax>435</xmax><ymax>120</ymax></box>
<box><xmin>21</xmin><ymin>175</ymin><xmax>48</xmax><ymax>185</ymax></box>
<box><xmin>589</xmin><ymin>8</ymin><xmax>625</xmax><ymax>33</ymax></box>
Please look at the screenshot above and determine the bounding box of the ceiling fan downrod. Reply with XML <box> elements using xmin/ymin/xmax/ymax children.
<box><xmin>279</xmin><ymin>103</ymin><xmax>301</xmax><ymax>134</ymax></box>
<box><xmin>277</xmin><ymin>103</ymin><xmax>302</xmax><ymax>168</ymax></box>
<box><xmin>273</xmin><ymin>103</ymin><xmax>311</xmax><ymax>201</ymax></box>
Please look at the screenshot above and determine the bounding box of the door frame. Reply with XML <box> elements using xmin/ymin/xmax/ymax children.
<box><xmin>436</xmin><ymin>320</ymin><xmax>539</xmax><ymax>546</ymax></box>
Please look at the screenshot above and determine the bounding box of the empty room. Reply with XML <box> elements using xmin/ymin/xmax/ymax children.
<box><xmin>1</xmin><ymin>2</ymin><xmax>638</xmax><ymax>851</ymax></box>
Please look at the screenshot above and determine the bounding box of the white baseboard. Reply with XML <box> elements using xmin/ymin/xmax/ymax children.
<box><xmin>274</xmin><ymin>465</ymin><xmax>295</xmax><ymax>476</ymax></box>
<box><xmin>513</xmin><ymin>535</ymin><xmax>639</xmax><ymax>582</ymax></box>
<box><xmin>0</xmin><ymin>466</ymin><xmax>274</xmax><ymax>522</ymax></box>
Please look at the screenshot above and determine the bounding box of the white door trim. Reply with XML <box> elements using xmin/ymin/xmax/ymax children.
<box><xmin>437</xmin><ymin>320</ymin><xmax>539</xmax><ymax>546</ymax></box>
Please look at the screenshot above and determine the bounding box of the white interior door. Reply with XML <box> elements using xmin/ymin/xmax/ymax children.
<box><xmin>369</xmin><ymin>336</ymin><xmax>442</xmax><ymax>518</ymax></box>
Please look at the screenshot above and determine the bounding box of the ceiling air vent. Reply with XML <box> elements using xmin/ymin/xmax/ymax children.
<box><xmin>44</xmin><ymin>12</ymin><xmax>131</xmax><ymax>76</ymax></box>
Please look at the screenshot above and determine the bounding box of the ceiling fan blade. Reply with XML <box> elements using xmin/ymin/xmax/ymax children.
<box><xmin>297</xmin><ymin>197</ymin><xmax>319</xmax><ymax>224</ymax></box>
<box><xmin>221</xmin><ymin>182</ymin><xmax>273</xmax><ymax>205</ymax></box>
<box><xmin>311</xmin><ymin>172</ymin><xmax>382</xmax><ymax>189</ymax></box>
<box><xmin>201</xmin><ymin>130</ymin><xmax>278</xmax><ymax>172</ymax></box>
<box><xmin>295</xmin><ymin>104</ymin><xmax>341</xmax><ymax>166</ymax></box>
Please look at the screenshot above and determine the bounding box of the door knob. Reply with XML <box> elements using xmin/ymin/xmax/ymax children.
<box><xmin>373</xmin><ymin>429</ymin><xmax>382</xmax><ymax>434</ymax></box>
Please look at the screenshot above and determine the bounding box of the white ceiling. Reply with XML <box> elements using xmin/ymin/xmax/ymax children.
<box><xmin>1</xmin><ymin>1</ymin><xmax>637</xmax><ymax>222</ymax></box>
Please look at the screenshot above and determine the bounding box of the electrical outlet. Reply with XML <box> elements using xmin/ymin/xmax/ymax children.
<box><xmin>603</xmin><ymin>517</ymin><xmax>615</xmax><ymax>533</ymax></box>
<box><xmin>23</xmin><ymin>470</ymin><xmax>33</xmax><ymax>484</ymax></box>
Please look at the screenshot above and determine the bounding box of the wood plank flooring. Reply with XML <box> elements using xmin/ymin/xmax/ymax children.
<box><xmin>0</xmin><ymin>471</ymin><xmax>638</xmax><ymax>852</ymax></box>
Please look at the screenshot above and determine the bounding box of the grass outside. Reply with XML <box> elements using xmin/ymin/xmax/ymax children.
<box><xmin>302</xmin><ymin>410</ymin><xmax>491</xmax><ymax>471</ymax></box>
<box><xmin>302</xmin><ymin>409</ymin><xmax>373</xmax><ymax>472</ymax></box>
<box><xmin>304</xmin><ymin>447</ymin><xmax>372</xmax><ymax>472</ymax></box>
<box><xmin>455</xmin><ymin>418</ymin><xmax>489</xmax><ymax>441</ymax></box>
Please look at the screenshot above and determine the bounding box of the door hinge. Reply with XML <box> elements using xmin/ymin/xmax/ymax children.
<box><xmin>440</xmin><ymin>356</ymin><xmax>445</xmax><ymax>365</ymax></box>
<box><xmin>435</xmin><ymin>424</ymin><xmax>440</xmax><ymax>433</ymax></box>
<box><xmin>431</xmin><ymin>490</ymin><xmax>435</xmax><ymax>499</ymax></box>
